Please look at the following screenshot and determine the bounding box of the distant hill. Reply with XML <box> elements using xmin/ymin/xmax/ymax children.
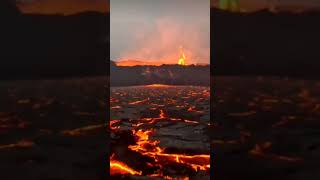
<box><xmin>115</xmin><ymin>60</ymin><xmax>167</xmax><ymax>67</ymax></box>
<box><xmin>1</xmin><ymin>0</ymin><xmax>20</xmax><ymax>16</ymax></box>
<box><xmin>0</xmin><ymin>1</ymin><xmax>109</xmax><ymax>80</ymax></box>
<box><xmin>211</xmin><ymin>8</ymin><xmax>320</xmax><ymax>78</ymax></box>
<box><xmin>110</xmin><ymin>61</ymin><xmax>210</xmax><ymax>86</ymax></box>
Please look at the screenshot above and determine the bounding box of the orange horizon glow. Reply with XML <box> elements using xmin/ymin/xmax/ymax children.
<box><xmin>116</xmin><ymin>60</ymin><xmax>169</xmax><ymax>67</ymax></box>
<box><xmin>17</xmin><ymin>0</ymin><xmax>109</xmax><ymax>15</ymax></box>
<box><xmin>115</xmin><ymin>60</ymin><xmax>209</xmax><ymax>67</ymax></box>
<box><xmin>145</xmin><ymin>84</ymin><xmax>172</xmax><ymax>88</ymax></box>
<box><xmin>116</xmin><ymin>47</ymin><xmax>198</xmax><ymax>67</ymax></box>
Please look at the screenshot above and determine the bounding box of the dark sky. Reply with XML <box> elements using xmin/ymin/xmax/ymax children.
<box><xmin>211</xmin><ymin>0</ymin><xmax>320</xmax><ymax>11</ymax></box>
<box><xmin>111</xmin><ymin>0</ymin><xmax>210</xmax><ymax>64</ymax></box>
<box><xmin>16</xmin><ymin>0</ymin><xmax>320</xmax><ymax>15</ymax></box>
<box><xmin>16</xmin><ymin>0</ymin><xmax>109</xmax><ymax>15</ymax></box>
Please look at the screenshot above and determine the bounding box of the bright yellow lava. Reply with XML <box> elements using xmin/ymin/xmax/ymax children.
<box><xmin>145</xmin><ymin>84</ymin><xmax>172</xmax><ymax>88</ymax></box>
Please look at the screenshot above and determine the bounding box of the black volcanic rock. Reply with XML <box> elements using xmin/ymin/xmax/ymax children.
<box><xmin>0</xmin><ymin>7</ymin><xmax>109</xmax><ymax>80</ymax></box>
<box><xmin>211</xmin><ymin>8</ymin><xmax>320</xmax><ymax>78</ymax></box>
<box><xmin>0</xmin><ymin>0</ymin><xmax>20</xmax><ymax>16</ymax></box>
<box><xmin>110</xmin><ymin>64</ymin><xmax>210</xmax><ymax>86</ymax></box>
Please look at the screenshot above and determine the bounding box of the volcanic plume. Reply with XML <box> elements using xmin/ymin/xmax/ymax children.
<box><xmin>114</xmin><ymin>16</ymin><xmax>210</xmax><ymax>65</ymax></box>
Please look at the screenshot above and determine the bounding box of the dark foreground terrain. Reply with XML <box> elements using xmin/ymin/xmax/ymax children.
<box><xmin>1</xmin><ymin>0</ymin><xmax>109</xmax><ymax>80</ymax></box>
<box><xmin>110</xmin><ymin>62</ymin><xmax>210</xmax><ymax>87</ymax></box>
<box><xmin>211</xmin><ymin>8</ymin><xmax>320</xmax><ymax>77</ymax></box>
<box><xmin>110</xmin><ymin>85</ymin><xmax>210</xmax><ymax>179</ymax></box>
<box><xmin>213</xmin><ymin>76</ymin><xmax>320</xmax><ymax>180</ymax></box>
<box><xmin>0</xmin><ymin>77</ymin><xmax>107</xmax><ymax>180</ymax></box>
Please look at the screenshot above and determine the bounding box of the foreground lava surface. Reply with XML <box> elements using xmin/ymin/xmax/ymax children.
<box><xmin>213</xmin><ymin>77</ymin><xmax>320</xmax><ymax>180</ymax></box>
<box><xmin>110</xmin><ymin>85</ymin><xmax>211</xmax><ymax>179</ymax></box>
<box><xmin>0</xmin><ymin>77</ymin><xmax>107</xmax><ymax>179</ymax></box>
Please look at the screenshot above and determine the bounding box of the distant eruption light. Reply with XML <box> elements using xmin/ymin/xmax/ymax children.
<box><xmin>178</xmin><ymin>46</ymin><xmax>186</xmax><ymax>66</ymax></box>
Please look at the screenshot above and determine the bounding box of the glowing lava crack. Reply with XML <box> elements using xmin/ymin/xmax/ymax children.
<box><xmin>128</xmin><ymin>129</ymin><xmax>210</xmax><ymax>172</ymax></box>
<box><xmin>110</xmin><ymin>157</ymin><xmax>142</xmax><ymax>176</ymax></box>
<box><xmin>110</xmin><ymin>85</ymin><xmax>210</xmax><ymax>178</ymax></box>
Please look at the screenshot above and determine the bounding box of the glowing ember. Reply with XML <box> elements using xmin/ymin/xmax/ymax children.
<box><xmin>0</xmin><ymin>140</ymin><xmax>34</xmax><ymax>149</ymax></box>
<box><xmin>110</xmin><ymin>120</ymin><xmax>120</xmax><ymax>130</ymax></box>
<box><xmin>159</xmin><ymin>109</ymin><xmax>166</xmax><ymax>118</ymax></box>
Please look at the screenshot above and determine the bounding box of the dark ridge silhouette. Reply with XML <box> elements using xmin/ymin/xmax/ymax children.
<box><xmin>0</xmin><ymin>2</ymin><xmax>109</xmax><ymax>80</ymax></box>
<box><xmin>110</xmin><ymin>61</ymin><xmax>210</xmax><ymax>86</ymax></box>
<box><xmin>211</xmin><ymin>8</ymin><xmax>320</xmax><ymax>78</ymax></box>
<box><xmin>1</xmin><ymin>0</ymin><xmax>20</xmax><ymax>16</ymax></box>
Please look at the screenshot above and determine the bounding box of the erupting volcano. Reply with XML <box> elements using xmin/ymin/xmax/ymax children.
<box><xmin>110</xmin><ymin>1</ymin><xmax>210</xmax><ymax>178</ymax></box>
<box><xmin>115</xmin><ymin>46</ymin><xmax>191</xmax><ymax>67</ymax></box>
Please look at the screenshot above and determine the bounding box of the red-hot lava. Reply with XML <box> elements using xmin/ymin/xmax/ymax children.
<box><xmin>110</xmin><ymin>154</ymin><xmax>142</xmax><ymax>176</ymax></box>
<box><xmin>128</xmin><ymin>129</ymin><xmax>210</xmax><ymax>172</ymax></box>
<box><xmin>110</xmin><ymin>120</ymin><xmax>120</xmax><ymax>131</ymax></box>
<box><xmin>110</xmin><ymin>85</ymin><xmax>210</xmax><ymax>179</ymax></box>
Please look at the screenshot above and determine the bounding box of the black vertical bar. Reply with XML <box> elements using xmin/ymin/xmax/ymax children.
<box><xmin>106</xmin><ymin>1</ymin><xmax>111</xmax><ymax>180</ymax></box>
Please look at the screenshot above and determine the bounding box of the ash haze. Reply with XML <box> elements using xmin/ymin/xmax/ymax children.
<box><xmin>111</xmin><ymin>0</ymin><xmax>210</xmax><ymax>65</ymax></box>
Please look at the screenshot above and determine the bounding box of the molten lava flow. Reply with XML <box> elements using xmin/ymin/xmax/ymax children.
<box><xmin>110</xmin><ymin>86</ymin><xmax>211</xmax><ymax>178</ymax></box>
<box><xmin>178</xmin><ymin>46</ymin><xmax>186</xmax><ymax>66</ymax></box>
<box><xmin>110</xmin><ymin>120</ymin><xmax>120</xmax><ymax>130</ymax></box>
<box><xmin>128</xmin><ymin>129</ymin><xmax>210</xmax><ymax>172</ymax></box>
<box><xmin>110</xmin><ymin>156</ymin><xmax>142</xmax><ymax>176</ymax></box>
<box><xmin>159</xmin><ymin>109</ymin><xmax>166</xmax><ymax>118</ymax></box>
<box><xmin>145</xmin><ymin>84</ymin><xmax>171</xmax><ymax>88</ymax></box>
<box><xmin>116</xmin><ymin>60</ymin><xmax>166</xmax><ymax>67</ymax></box>
<box><xmin>129</xmin><ymin>98</ymin><xmax>149</xmax><ymax>105</ymax></box>
<box><xmin>110</xmin><ymin>163</ymin><xmax>141</xmax><ymax>175</ymax></box>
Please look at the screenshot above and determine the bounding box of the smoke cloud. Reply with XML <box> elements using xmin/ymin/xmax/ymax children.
<box><xmin>117</xmin><ymin>16</ymin><xmax>209</xmax><ymax>65</ymax></box>
<box><xmin>111</xmin><ymin>0</ymin><xmax>210</xmax><ymax>65</ymax></box>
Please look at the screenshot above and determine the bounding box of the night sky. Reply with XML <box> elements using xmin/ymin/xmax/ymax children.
<box><xmin>15</xmin><ymin>0</ymin><xmax>320</xmax><ymax>15</ymax></box>
<box><xmin>211</xmin><ymin>0</ymin><xmax>320</xmax><ymax>11</ymax></box>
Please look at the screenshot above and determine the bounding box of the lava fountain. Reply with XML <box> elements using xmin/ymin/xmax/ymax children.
<box><xmin>178</xmin><ymin>46</ymin><xmax>187</xmax><ymax>66</ymax></box>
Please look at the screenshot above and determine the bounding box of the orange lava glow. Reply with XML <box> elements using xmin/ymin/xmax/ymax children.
<box><xmin>110</xmin><ymin>120</ymin><xmax>120</xmax><ymax>131</ymax></box>
<box><xmin>159</xmin><ymin>109</ymin><xmax>166</xmax><ymax>118</ymax></box>
<box><xmin>129</xmin><ymin>99</ymin><xmax>149</xmax><ymax>105</ymax></box>
<box><xmin>110</xmin><ymin>86</ymin><xmax>210</xmax><ymax>178</ymax></box>
<box><xmin>128</xmin><ymin>129</ymin><xmax>210</xmax><ymax>172</ymax></box>
<box><xmin>110</xmin><ymin>155</ymin><xmax>142</xmax><ymax>176</ymax></box>
<box><xmin>116</xmin><ymin>46</ymin><xmax>190</xmax><ymax>67</ymax></box>
<box><xmin>178</xmin><ymin>46</ymin><xmax>187</xmax><ymax>66</ymax></box>
<box><xmin>17</xmin><ymin>0</ymin><xmax>109</xmax><ymax>15</ymax></box>
<box><xmin>116</xmin><ymin>60</ymin><xmax>167</xmax><ymax>67</ymax></box>
<box><xmin>145</xmin><ymin>84</ymin><xmax>172</xmax><ymax>88</ymax></box>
